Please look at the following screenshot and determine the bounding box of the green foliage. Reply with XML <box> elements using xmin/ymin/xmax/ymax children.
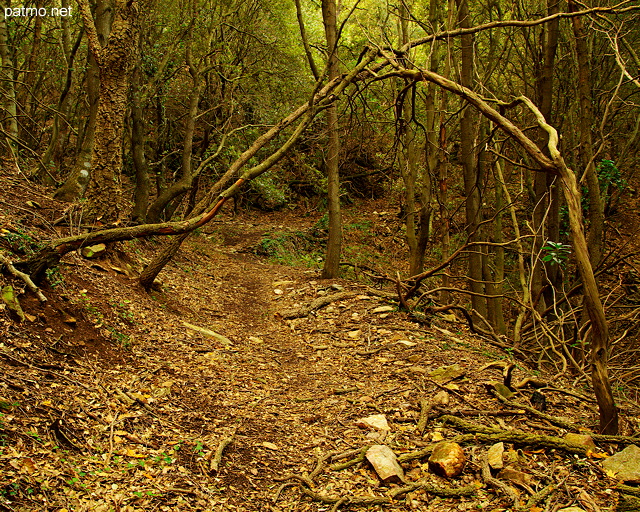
<box><xmin>344</xmin><ymin>220</ymin><xmax>372</xmax><ymax>232</ymax></box>
<box><xmin>248</xmin><ymin>174</ymin><xmax>289</xmax><ymax>210</ymax></box>
<box><xmin>0</xmin><ymin>227</ymin><xmax>41</xmax><ymax>255</ymax></box>
<box><xmin>542</xmin><ymin>241</ymin><xmax>571</xmax><ymax>266</ymax></box>
<box><xmin>255</xmin><ymin>230</ymin><xmax>323</xmax><ymax>267</ymax></box>
<box><xmin>313</xmin><ymin>213</ymin><xmax>329</xmax><ymax>232</ymax></box>
<box><xmin>597</xmin><ymin>159</ymin><xmax>625</xmax><ymax>193</ymax></box>
<box><xmin>108</xmin><ymin>326</ymin><xmax>131</xmax><ymax>348</ymax></box>
<box><xmin>45</xmin><ymin>266</ymin><xmax>65</xmax><ymax>288</ymax></box>
<box><xmin>597</xmin><ymin>159</ymin><xmax>627</xmax><ymax>213</ymax></box>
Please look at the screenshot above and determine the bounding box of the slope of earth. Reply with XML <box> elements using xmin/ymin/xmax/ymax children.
<box><xmin>1</xmin><ymin>168</ymin><xmax>639</xmax><ymax>512</ymax></box>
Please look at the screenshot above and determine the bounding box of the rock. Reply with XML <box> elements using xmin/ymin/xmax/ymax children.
<box><xmin>564</xmin><ymin>433</ymin><xmax>597</xmax><ymax>453</ymax></box>
<box><xmin>428</xmin><ymin>441</ymin><xmax>466</xmax><ymax>477</ymax></box>
<box><xmin>80</xmin><ymin>243</ymin><xmax>107</xmax><ymax>258</ymax></box>
<box><xmin>1</xmin><ymin>285</ymin><xmax>25</xmax><ymax>322</ymax></box>
<box><xmin>498</xmin><ymin>466</ymin><xmax>535</xmax><ymax>486</ymax></box>
<box><xmin>366</xmin><ymin>445</ymin><xmax>405</xmax><ymax>483</ymax></box>
<box><xmin>355</xmin><ymin>414</ymin><xmax>390</xmax><ymax>431</ymax></box>
<box><xmin>602</xmin><ymin>445</ymin><xmax>640</xmax><ymax>483</ymax></box>
<box><xmin>429</xmin><ymin>364</ymin><xmax>465</xmax><ymax>383</ymax></box>
<box><xmin>487</xmin><ymin>442</ymin><xmax>505</xmax><ymax>470</ymax></box>
<box><xmin>373</xmin><ymin>305</ymin><xmax>394</xmax><ymax>313</ymax></box>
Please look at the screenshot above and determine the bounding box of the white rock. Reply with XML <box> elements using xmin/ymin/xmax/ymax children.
<box><xmin>355</xmin><ymin>414</ymin><xmax>390</xmax><ymax>431</ymax></box>
<box><xmin>366</xmin><ymin>445</ymin><xmax>405</xmax><ymax>483</ymax></box>
<box><xmin>373</xmin><ymin>305</ymin><xmax>395</xmax><ymax>313</ymax></box>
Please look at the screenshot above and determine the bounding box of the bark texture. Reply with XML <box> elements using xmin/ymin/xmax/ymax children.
<box><xmin>321</xmin><ymin>0</ymin><xmax>342</xmax><ymax>279</ymax></box>
<box><xmin>80</xmin><ymin>0</ymin><xmax>140</xmax><ymax>223</ymax></box>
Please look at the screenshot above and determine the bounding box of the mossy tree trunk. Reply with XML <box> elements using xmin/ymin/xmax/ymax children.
<box><xmin>53</xmin><ymin>0</ymin><xmax>111</xmax><ymax>202</ymax></box>
<box><xmin>78</xmin><ymin>0</ymin><xmax>140</xmax><ymax>223</ymax></box>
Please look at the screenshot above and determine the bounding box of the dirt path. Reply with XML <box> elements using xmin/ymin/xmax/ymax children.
<box><xmin>1</xmin><ymin>212</ymin><xmax>635</xmax><ymax>512</ymax></box>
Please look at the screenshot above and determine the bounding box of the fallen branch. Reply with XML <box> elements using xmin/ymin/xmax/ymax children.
<box><xmin>210</xmin><ymin>435</ymin><xmax>234</xmax><ymax>473</ymax></box>
<box><xmin>279</xmin><ymin>291</ymin><xmax>359</xmax><ymax>319</ymax></box>
<box><xmin>416</xmin><ymin>398</ymin><xmax>431</xmax><ymax>435</ymax></box>
<box><xmin>525</xmin><ymin>484</ymin><xmax>557</xmax><ymax>510</ymax></box>
<box><xmin>0</xmin><ymin>253</ymin><xmax>47</xmax><ymax>302</ymax></box>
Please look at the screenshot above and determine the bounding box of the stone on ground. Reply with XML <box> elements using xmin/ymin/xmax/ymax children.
<box><xmin>366</xmin><ymin>445</ymin><xmax>405</xmax><ymax>483</ymax></box>
<box><xmin>428</xmin><ymin>441</ymin><xmax>466</xmax><ymax>477</ymax></box>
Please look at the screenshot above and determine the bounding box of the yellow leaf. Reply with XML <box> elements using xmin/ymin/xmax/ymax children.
<box><xmin>432</xmin><ymin>432</ymin><xmax>445</xmax><ymax>441</ymax></box>
<box><xmin>125</xmin><ymin>448</ymin><xmax>146</xmax><ymax>458</ymax></box>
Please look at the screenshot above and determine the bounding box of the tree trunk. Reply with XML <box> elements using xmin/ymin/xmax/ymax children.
<box><xmin>54</xmin><ymin>0</ymin><xmax>111</xmax><ymax>202</ymax></box>
<box><xmin>0</xmin><ymin>6</ymin><xmax>19</xmax><ymax>153</ymax></box>
<box><xmin>131</xmin><ymin>54</ymin><xmax>149</xmax><ymax>224</ymax></box>
<box><xmin>35</xmin><ymin>12</ymin><xmax>82</xmax><ymax>186</ymax></box>
<box><xmin>396</xmin><ymin>64</ymin><xmax>618</xmax><ymax>433</ymax></box>
<box><xmin>146</xmin><ymin>72</ymin><xmax>203</xmax><ymax>222</ymax></box>
<box><xmin>456</xmin><ymin>0</ymin><xmax>487</xmax><ymax>320</ymax></box>
<box><xmin>79</xmin><ymin>0</ymin><xmax>140</xmax><ymax>223</ymax></box>
<box><xmin>321</xmin><ymin>0</ymin><xmax>342</xmax><ymax>279</ymax></box>
<box><xmin>569</xmin><ymin>0</ymin><xmax>605</xmax><ymax>265</ymax></box>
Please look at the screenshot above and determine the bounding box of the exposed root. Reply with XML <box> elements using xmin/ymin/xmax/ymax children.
<box><xmin>0</xmin><ymin>253</ymin><xmax>47</xmax><ymax>302</ymax></box>
<box><xmin>210</xmin><ymin>434</ymin><xmax>234</xmax><ymax>473</ymax></box>
<box><xmin>416</xmin><ymin>398</ymin><xmax>431</xmax><ymax>435</ymax></box>
<box><xmin>480</xmin><ymin>451</ymin><xmax>520</xmax><ymax>507</ymax></box>
<box><xmin>279</xmin><ymin>291</ymin><xmax>359</xmax><ymax>318</ymax></box>
<box><xmin>329</xmin><ymin>445</ymin><xmax>370</xmax><ymax>471</ymax></box>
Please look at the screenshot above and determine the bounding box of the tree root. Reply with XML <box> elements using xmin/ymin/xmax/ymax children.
<box><xmin>481</xmin><ymin>451</ymin><xmax>520</xmax><ymax>507</ymax></box>
<box><xmin>274</xmin><ymin>411</ymin><xmax>635</xmax><ymax>509</ymax></box>
<box><xmin>210</xmin><ymin>435</ymin><xmax>233</xmax><ymax>473</ymax></box>
<box><xmin>329</xmin><ymin>445</ymin><xmax>370</xmax><ymax>471</ymax></box>
<box><xmin>286</xmin><ymin>479</ymin><xmax>479</xmax><ymax>508</ymax></box>
<box><xmin>416</xmin><ymin>398</ymin><xmax>431</xmax><ymax>435</ymax></box>
<box><xmin>491</xmin><ymin>392</ymin><xmax>639</xmax><ymax>445</ymax></box>
<box><xmin>0</xmin><ymin>253</ymin><xmax>47</xmax><ymax>302</ymax></box>
<box><xmin>491</xmin><ymin>390</ymin><xmax>578</xmax><ymax>431</ymax></box>
<box><xmin>279</xmin><ymin>291</ymin><xmax>359</xmax><ymax>319</ymax></box>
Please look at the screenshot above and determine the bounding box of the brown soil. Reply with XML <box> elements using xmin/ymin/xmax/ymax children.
<box><xmin>1</xmin><ymin>167</ymin><xmax>639</xmax><ymax>511</ymax></box>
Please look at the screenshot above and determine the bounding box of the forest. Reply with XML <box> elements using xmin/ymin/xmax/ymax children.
<box><xmin>1</xmin><ymin>0</ymin><xmax>640</xmax><ymax>510</ymax></box>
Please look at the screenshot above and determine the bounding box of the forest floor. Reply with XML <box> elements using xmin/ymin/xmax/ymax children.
<box><xmin>1</xmin><ymin>168</ymin><xmax>640</xmax><ymax>512</ymax></box>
